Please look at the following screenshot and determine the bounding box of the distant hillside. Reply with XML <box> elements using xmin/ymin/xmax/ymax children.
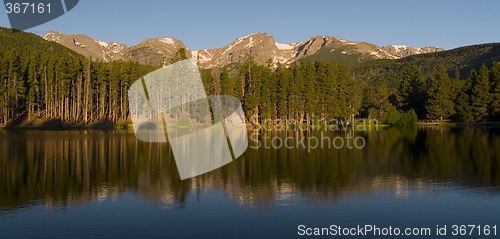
<box><xmin>0</xmin><ymin>27</ymin><xmax>84</xmax><ymax>60</ymax></box>
<box><xmin>354</xmin><ymin>43</ymin><xmax>500</xmax><ymax>86</ymax></box>
<box><xmin>400</xmin><ymin>43</ymin><xmax>500</xmax><ymax>76</ymax></box>
<box><xmin>303</xmin><ymin>40</ymin><xmax>442</xmax><ymax>65</ymax></box>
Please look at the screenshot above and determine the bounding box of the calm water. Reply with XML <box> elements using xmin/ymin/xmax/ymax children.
<box><xmin>1</xmin><ymin>128</ymin><xmax>499</xmax><ymax>238</ymax></box>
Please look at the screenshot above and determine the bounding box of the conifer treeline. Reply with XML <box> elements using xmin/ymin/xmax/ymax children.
<box><xmin>201</xmin><ymin>61</ymin><xmax>364</xmax><ymax>125</ymax></box>
<box><xmin>0</xmin><ymin>49</ymin><xmax>156</xmax><ymax>125</ymax></box>
<box><xmin>1</xmin><ymin>48</ymin><xmax>500</xmax><ymax>126</ymax></box>
<box><xmin>200</xmin><ymin>60</ymin><xmax>500</xmax><ymax>124</ymax></box>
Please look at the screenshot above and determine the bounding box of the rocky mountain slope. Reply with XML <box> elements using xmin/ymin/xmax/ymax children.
<box><xmin>43</xmin><ymin>31</ymin><xmax>189</xmax><ymax>66</ymax></box>
<box><xmin>43</xmin><ymin>31</ymin><xmax>443</xmax><ymax>68</ymax></box>
<box><xmin>43</xmin><ymin>31</ymin><xmax>128</xmax><ymax>62</ymax></box>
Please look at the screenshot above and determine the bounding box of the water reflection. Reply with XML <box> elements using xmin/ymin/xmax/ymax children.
<box><xmin>0</xmin><ymin>127</ymin><xmax>499</xmax><ymax>211</ymax></box>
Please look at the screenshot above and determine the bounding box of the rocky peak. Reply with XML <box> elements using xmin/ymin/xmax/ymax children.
<box><xmin>382</xmin><ymin>45</ymin><xmax>444</xmax><ymax>58</ymax></box>
<box><xmin>128</xmin><ymin>36</ymin><xmax>189</xmax><ymax>66</ymax></box>
<box><xmin>43</xmin><ymin>30</ymin><xmax>128</xmax><ymax>62</ymax></box>
<box><xmin>43</xmin><ymin>30</ymin><xmax>444</xmax><ymax>68</ymax></box>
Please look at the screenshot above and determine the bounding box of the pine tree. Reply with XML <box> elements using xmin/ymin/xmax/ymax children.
<box><xmin>0</xmin><ymin>52</ymin><xmax>8</xmax><ymax>124</ymax></box>
<box><xmin>169</xmin><ymin>48</ymin><xmax>188</xmax><ymax>64</ymax></box>
<box><xmin>4</xmin><ymin>49</ymin><xmax>25</xmax><ymax>122</ymax></box>
<box><xmin>455</xmin><ymin>91</ymin><xmax>473</xmax><ymax>122</ymax></box>
<box><xmin>303</xmin><ymin>62</ymin><xmax>316</xmax><ymax>123</ymax></box>
<box><xmin>275</xmin><ymin>64</ymin><xmax>291</xmax><ymax>122</ymax></box>
<box><xmin>362</xmin><ymin>81</ymin><xmax>394</xmax><ymax>122</ymax></box>
<box><xmin>323</xmin><ymin>62</ymin><xmax>340</xmax><ymax>120</ymax></box>
<box><xmin>425</xmin><ymin>67</ymin><xmax>455</xmax><ymax>120</ymax></box>
<box><xmin>469</xmin><ymin>66</ymin><xmax>491</xmax><ymax>121</ymax></box>
<box><xmin>490</xmin><ymin>62</ymin><xmax>500</xmax><ymax>120</ymax></box>
<box><xmin>26</xmin><ymin>54</ymin><xmax>40</xmax><ymax>121</ymax></box>
<box><xmin>335</xmin><ymin>65</ymin><xmax>352</xmax><ymax>119</ymax></box>
<box><xmin>288</xmin><ymin>63</ymin><xmax>305</xmax><ymax>123</ymax></box>
<box><xmin>313</xmin><ymin>62</ymin><xmax>329</xmax><ymax>121</ymax></box>
<box><xmin>259</xmin><ymin>66</ymin><xmax>274</xmax><ymax>123</ymax></box>
<box><xmin>220</xmin><ymin>66</ymin><xmax>236</xmax><ymax>96</ymax></box>
<box><xmin>241</xmin><ymin>61</ymin><xmax>261</xmax><ymax>124</ymax></box>
<box><xmin>398</xmin><ymin>65</ymin><xmax>426</xmax><ymax>118</ymax></box>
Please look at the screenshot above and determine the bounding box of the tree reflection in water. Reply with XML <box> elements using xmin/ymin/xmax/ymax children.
<box><xmin>0</xmin><ymin>127</ymin><xmax>499</xmax><ymax>211</ymax></box>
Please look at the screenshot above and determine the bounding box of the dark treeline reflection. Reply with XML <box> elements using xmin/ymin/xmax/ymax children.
<box><xmin>1</xmin><ymin>128</ymin><xmax>499</xmax><ymax>210</ymax></box>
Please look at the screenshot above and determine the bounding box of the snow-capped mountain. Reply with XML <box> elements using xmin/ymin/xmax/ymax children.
<box><xmin>43</xmin><ymin>31</ymin><xmax>128</xmax><ymax>62</ymax></box>
<box><xmin>127</xmin><ymin>36</ymin><xmax>189</xmax><ymax>66</ymax></box>
<box><xmin>43</xmin><ymin>31</ymin><xmax>188</xmax><ymax>66</ymax></box>
<box><xmin>191</xmin><ymin>33</ymin><xmax>443</xmax><ymax>67</ymax></box>
<box><xmin>43</xmin><ymin>31</ymin><xmax>444</xmax><ymax>68</ymax></box>
<box><xmin>382</xmin><ymin>45</ymin><xmax>443</xmax><ymax>58</ymax></box>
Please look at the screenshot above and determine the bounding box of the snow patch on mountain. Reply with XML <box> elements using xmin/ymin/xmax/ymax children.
<box><xmin>245</xmin><ymin>36</ymin><xmax>254</xmax><ymax>48</ymax></box>
<box><xmin>160</xmin><ymin>37</ymin><xmax>175</xmax><ymax>45</ymax></box>
<box><xmin>96</xmin><ymin>40</ymin><xmax>108</xmax><ymax>48</ymax></box>
<box><xmin>192</xmin><ymin>50</ymin><xmax>213</xmax><ymax>64</ymax></box>
<box><xmin>221</xmin><ymin>37</ymin><xmax>245</xmax><ymax>56</ymax></box>
<box><xmin>43</xmin><ymin>32</ymin><xmax>61</xmax><ymax>43</ymax></box>
<box><xmin>108</xmin><ymin>42</ymin><xmax>124</xmax><ymax>54</ymax></box>
<box><xmin>191</xmin><ymin>50</ymin><xmax>198</xmax><ymax>59</ymax></box>
<box><xmin>275</xmin><ymin>42</ymin><xmax>293</xmax><ymax>50</ymax></box>
<box><xmin>390</xmin><ymin>45</ymin><xmax>410</xmax><ymax>52</ymax></box>
<box><xmin>74</xmin><ymin>41</ymin><xmax>86</xmax><ymax>48</ymax></box>
<box><xmin>239</xmin><ymin>33</ymin><xmax>255</xmax><ymax>40</ymax></box>
<box><xmin>391</xmin><ymin>45</ymin><xmax>408</xmax><ymax>49</ymax></box>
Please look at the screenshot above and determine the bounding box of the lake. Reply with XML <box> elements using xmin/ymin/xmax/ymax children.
<box><xmin>1</xmin><ymin>127</ymin><xmax>499</xmax><ymax>238</ymax></box>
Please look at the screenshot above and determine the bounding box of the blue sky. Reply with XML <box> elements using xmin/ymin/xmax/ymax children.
<box><xmin>1</xmin><ymin>0</ymin><xmax>499</xmax><ymax>50</ymax></box>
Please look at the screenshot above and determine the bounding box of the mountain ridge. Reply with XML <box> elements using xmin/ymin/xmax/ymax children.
<box><xmin>43</xmin><ymin>30</ymin><xmax>443</xmax><ymax>68</ymax></box>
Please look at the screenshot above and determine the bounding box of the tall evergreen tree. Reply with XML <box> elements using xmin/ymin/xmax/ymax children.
<box><xmin>469</xmin><ymin>66</ymin><xmax>491</xmax><ymax>121</ymax></box>
<box><xmin>453</xmin><ymin>76</ymin><xmax>473</xmax><ymax>122</ymax></box>
<box><xmin>425</xmin><ymin>67</ymin><xmax>455</xmax><ymax>120</ymax></box>
<box><xmin>398</xmin><ymin>65</ymin><xmax>426</xmax><ymax>118</ymax></box>
<box><xmin>303</xmin><ymin>62</ymin><xmax>317</xmax><ymax>123</ymax></box>
<box><xmin>275</xmin><ymin>64</ymin><xmax>291</xmax><ymax>122</ymax></box>
<box><xmin>490</xmin><ymin>62</ymin><xmax>500</xmax><ymax>120</ymax></box>
<box><xmin>220</xmin><ymin>66</ymin><xmax>236</xmax><ymax>96</ymax></box>
<box><xmin>241</xmin><ymin>61</ymin><xmax>261</xmax><ymax>124</ymax></box>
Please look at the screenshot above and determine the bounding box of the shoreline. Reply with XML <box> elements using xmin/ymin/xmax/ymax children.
<box><xmin>2</xmin><ymin>121</ymin><xmax>500</xmax><ymax>130</ymax></box>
